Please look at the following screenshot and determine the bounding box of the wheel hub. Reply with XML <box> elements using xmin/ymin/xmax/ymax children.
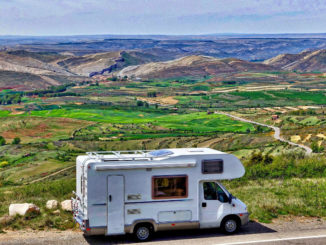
<box><xmin>225</xmin><ymin>220</ymin><xmax>237</xmax><ymax>233</ymax></box>
<box><xmin>137</xmin><ymin>227</ymin><xmax>149</xmax><ymax>240</ymax></box>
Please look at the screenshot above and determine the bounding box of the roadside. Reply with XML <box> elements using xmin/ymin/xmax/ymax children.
<box><xmin>215</xmin><ymin>111</ymin><xmax>313</xmax><ymax>155</ymax></box>
<box><xmin>1</xmin><ymin>217</ymin><xmax>325</xmax><ymax>245</ymax></box>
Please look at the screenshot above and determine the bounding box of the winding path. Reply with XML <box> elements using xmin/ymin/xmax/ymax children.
<box><xmin>27</xmin><ymin>165</ymin><xmax>75</xmax><ymax>184</ymax></box>
<box><xmin>215</xmin><ymin>111</ymin><xmax>312</xmax><ymax>155</ymax></box>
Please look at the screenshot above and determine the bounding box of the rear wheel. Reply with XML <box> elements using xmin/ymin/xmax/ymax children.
<box><xmin>133</xmin><ymin>224</ymin><xmax>154</xmax><ymax>242</ymax></box>
<box><xmin>221</xmin><ymin>217</ymin><xmax>239</xmax><ymax>234</ymax></box>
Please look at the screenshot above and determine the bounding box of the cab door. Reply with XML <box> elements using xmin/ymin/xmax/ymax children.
<box><xmin>199</xmin><ymin>181</ymin><xmax>232</xmax><ymax>228</ymax></box>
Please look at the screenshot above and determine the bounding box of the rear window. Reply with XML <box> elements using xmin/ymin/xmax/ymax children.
<box><xmin>202</xmin><ymin>159</ymin><xmax>223</xmax><ymax>174</ymax></box>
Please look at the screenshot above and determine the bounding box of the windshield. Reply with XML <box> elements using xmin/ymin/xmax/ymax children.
<box><xmin>216</xmin><ymin>181</ymin><xmax>232</xmax><ymax>197</ymax></box>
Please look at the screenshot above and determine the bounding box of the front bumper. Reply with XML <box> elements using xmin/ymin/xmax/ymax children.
<box><xmin>238</xmin><ymin>212</ymin><xmax>250</xmax><ymax>226</ymax></box>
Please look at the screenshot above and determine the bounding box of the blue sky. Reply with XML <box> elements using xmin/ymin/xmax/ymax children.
<box><xmin>0</xmin><ymin>0</ymin><xmax>325</xmax><ymax>36</ymax></box>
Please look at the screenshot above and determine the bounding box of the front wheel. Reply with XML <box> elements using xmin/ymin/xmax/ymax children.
<box><xmin>133</xmin><ymin>224</ymin><xmax>154</xmax><ymax>242</ymax></box>
<box><xmin>221</xmin><ymin>217</ymin><xmax>239</xmax><ymax>234</ymax></box>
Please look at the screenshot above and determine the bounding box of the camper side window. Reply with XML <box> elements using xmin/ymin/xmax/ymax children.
<box><xmin>202</xmin><ymin>159</ymin><xmax>223</xmax><ymax>174</ymax></box>
<box><xmin>152</xmin><ymin>175</ymin><xmax>188</xmax><ymax>199</ymax></box>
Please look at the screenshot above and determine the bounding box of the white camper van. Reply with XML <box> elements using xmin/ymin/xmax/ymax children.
<box><xmin>72</xmin><ymin>148</ymin><xmax>249</xmax><ymax>241</ymax></box>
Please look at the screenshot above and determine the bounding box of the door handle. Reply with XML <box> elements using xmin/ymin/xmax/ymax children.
<box><xmin>202</xmin><ymin>202</ymin><xmax>207</xmax><ymax>207</ymax></box>
<box><xmin>109</xmin><ymin>195</ymin><xmax>112</xmax><ymax>202</ymax></box>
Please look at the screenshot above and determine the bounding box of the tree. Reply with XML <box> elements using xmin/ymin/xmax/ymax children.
<box><xmin>147</xmin><ymin>91</ymin><xmax>157</xmax><ymax>97</ymax></box>
<box><xmin>12</xmin><ymin>137</ymin><xmax>21</xmax><ymax>145</ymax></box>
<box><xmin>247</xmin><ymin>151</ymin><xmax>263</xmax><ymax>166</ymax></box>
<box><xmin>0</xmin><ymin>136</ymin><xmax>5</xmax><ymax>146</ymax></box>
<box><xmin>137</xmin><ymin>101</ymin><xmax>144</xmax><ymax>107</ymax></box>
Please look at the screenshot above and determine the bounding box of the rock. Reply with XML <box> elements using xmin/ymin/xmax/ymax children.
<box><xmin>0</xmin><ymin>215</ymin><xmax>13</xmax><ymax>225</ymax></box>
<box><xmin>46</xmin><ymin>200</ymin><xmax>58</xmax><ymax>209</ymax></box>
<box><xmin>61</xmin><ymin>200</ymin><xmax>72</xmax><ymax>211</ymax></box>
<box><xmin>53</xmin><ymin>209</ymin><xmax>60</xmax><ymax>215</ymax></box>
<box><xmin>9</xmin><ymin>203</ymin><xmax>40</xmax><ymax>217</ymax></box>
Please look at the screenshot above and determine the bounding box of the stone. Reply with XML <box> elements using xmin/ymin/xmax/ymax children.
<box><xmin>9</xmin><ymin>203</ymin><xmax>40</xmax><ymax>217</ymax></box>
<box><xmin>46</xmin><ymin>200</ymin><xmax>58</xmax><ymax>209</ymax></box>
<box><xmin>61</xmin><ymin>200</ymin><xmax>72</xmax><ymax>211</ymax></box>
<box><xmin>0</xmin><ymin>215</ymin><xmax>13</xmax><ymax>225</ymax></box>
<box><xmin>53</xmin><ymin>209</ymin><xmax>60</xmax><ymax>215</ymax></box>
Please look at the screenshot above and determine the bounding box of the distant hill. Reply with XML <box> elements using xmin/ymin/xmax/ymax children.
<box><xmin>0</xmin><ymin>50</ymin><xmax>73</xmax><ymax>76</ymax></box>
<box><xmin>117</xmin><ymin>55</ymin><xmax>275</xmax><ymax>79</ymax></box>
<box><xmin>8</xmin><ymin>37</ymin><xmax>326</xmax><ymax>61</ymax></box>
<box><xmin>0</xmin><ymin>50</ymin><xmax>86</xmax><ymax>90</ymax></box>
<box><xmin>264</xmin><ymin>49</ymin><xmax>326</xmax><ymax>72</ymax></box>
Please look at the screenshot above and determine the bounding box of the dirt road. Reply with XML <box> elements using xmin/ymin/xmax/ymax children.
<box><xmin>215</xmin><ymin>111</ymin><xmax>313</xmax><ymax>155</ymax></box>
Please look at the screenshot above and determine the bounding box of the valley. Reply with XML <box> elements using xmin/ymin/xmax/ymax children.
<box><xmin>0</xmin><ymin>36</ymin><xmax>325</xmax><ymax>234</ymax></box>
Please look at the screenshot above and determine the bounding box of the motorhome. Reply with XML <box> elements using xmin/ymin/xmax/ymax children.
<box><xmin>72</xmin><ymin>148</ymin><xmax>249</xmax><ymax>241</ymax></box>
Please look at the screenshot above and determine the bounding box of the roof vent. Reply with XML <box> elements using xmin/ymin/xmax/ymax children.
<box><xmin>187</xmin><ymin>149</ymin><xmax>204</xmax><ymax>152</ymax></box>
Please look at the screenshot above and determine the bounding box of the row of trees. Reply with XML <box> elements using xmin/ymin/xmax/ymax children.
<box><xmin>0</xmin><ymin>94</ymin><xmax>22</xmax><ymax>105</ymax></box>
<box><xmin>0</xmin><ymin>82</ymin><xmax>82</xmax><ymax>104</ymax></box>
<box><xmin>25</xmin><ymin>83</ymin><xmax>76</xmax><ymax>97</ymax></box>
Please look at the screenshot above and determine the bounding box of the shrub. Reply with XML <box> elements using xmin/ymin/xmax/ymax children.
<box><xmin>311</xmin><ymin>141</ymin><xmax>325</xmax><ymax>153</ymax></box>
<box><xmin>0</xmin><ymin>136</ymin><xmax>5</xmax><ymax>146</ymax></box>
<box><xmin>12</xmin><ymin>137</ymin><xmax>21</xmax><ymax>145</ymax></box>
<box><xmin>0</xmin><ymin>161</ymin><xmax>9</xmax><ymax>168</ymax></box>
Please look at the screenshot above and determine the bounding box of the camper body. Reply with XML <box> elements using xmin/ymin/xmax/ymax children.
<box><xmin>72</xmin><ymin>148</ymin><xmax>249</xmax><ymax>241</ymax></box>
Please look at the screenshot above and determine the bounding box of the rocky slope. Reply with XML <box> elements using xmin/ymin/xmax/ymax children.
<box><xmin>56</xmin><ymin>51</ymin><xmax>122</xmax><ymax>76</ymax></box>
<box><xmin>0</xmin><ymin>50</ymin><xmax>73</xmax><ymax>76</ymax></box>
<box><xmin>264</xmin><ymin>49</ymin><xmax>326</xmax><ymax>72</ymax></box>
<box><xmin>117</xmin><ymin>55</ymin><xmax>275</xmax><ymax>79</ymax></box>
<box><xmin>0</xmin><ymin>51</ymin><xmax>87</xmax><ymax>90</ymax></box>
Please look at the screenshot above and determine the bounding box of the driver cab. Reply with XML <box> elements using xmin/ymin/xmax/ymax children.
<box><xmin>199</xmin><ymin>181</ymin><xmax>233</xmax><ymax>228</ymax></box>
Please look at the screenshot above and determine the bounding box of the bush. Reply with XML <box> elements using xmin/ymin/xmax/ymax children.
<box><xmin>311</xmin><ymin>141</ymin><xmax>325</xmax><ymax>153</ymax></box>
<box><xmin>137</xmin><ymin>100</ymin><xmax>144</xmax><ymax>106</ymax></box>
<box><xmin>0</xmin><ymin>136</ymin><xmax>5</xmax><ymax>146</ymax></box>
<box><xmin>244</xmin><ymin>153</ymin><xmax>326</xmax><ymax>179</ymax></box>
<box><xmin>0</xmin><ymin>161</ymin><xmax>9</xmax><ymax>168</ymax></box>
<box><xmin>12</xmin><ymin>137</ymin><xmax>21</xmax><ymax>145</ymax></box>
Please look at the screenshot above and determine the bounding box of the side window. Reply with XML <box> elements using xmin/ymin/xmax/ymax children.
<box><xmin>152</xmin><ymin>176</ymin><xmax>188</xmax><ymax>199</ymax></box>
<box><xmin>202</xmin><ymin>159</ymin><xmax>223</xmax><ymax>174</ymax></box>
<box><xmin>203</xmin><ymin>182</ymin><xmax>228</xmax><ymax>203</ymax></box>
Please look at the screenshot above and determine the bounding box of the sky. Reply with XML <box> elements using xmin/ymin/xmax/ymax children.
<box><xmin>0</xmin><ymin>0</ymin><xmax>325</xmax><ymax>36</ymax></box>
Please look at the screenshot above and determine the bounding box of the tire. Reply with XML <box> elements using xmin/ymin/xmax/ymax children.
<box><xmin>221</xmin><ymin>217</ymin><xmax>239</xmax><ymax>234</ymax></box>
<box><xmin>133</xmin><ymin>224</ymin><xmax>154</xmax><ymax>242</ymax></box>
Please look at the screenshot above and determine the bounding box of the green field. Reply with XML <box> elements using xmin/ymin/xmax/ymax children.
<box><xmin>176</xmin><ymin>90</ymin><xmax>326</xmax><ymax>109</ymax></box>
<box><xmin>20</xmin><ymin>109</ymin><xmax>255</xmax><ymax>133</ymax></box>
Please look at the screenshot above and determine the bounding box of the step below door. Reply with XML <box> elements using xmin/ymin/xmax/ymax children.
<box><xmin>107</xmin><ymin>175</ymin><xmax>125</xmax><ymax>235</ymax></box>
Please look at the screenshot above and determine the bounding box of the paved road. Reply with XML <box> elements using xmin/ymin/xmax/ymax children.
<box><xmin>2</xmin><ymin>222</ymin><xmax>326</xmax><ymax>245</ymax></box>
<box><xmin>215</xmin><ymin>111</ymin><xmax>312</xmax><ymax>155</ymax></box>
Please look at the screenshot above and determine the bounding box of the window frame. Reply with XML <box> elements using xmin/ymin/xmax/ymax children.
<box><xmin>201</xmin><ymin>159</ymin><xmax>224</xmax><ymax>174</ymax></box>
<box><xmin>152</xmin><ymin>175</ymin><xmax>188</xmax><ymax>200</ymax></box>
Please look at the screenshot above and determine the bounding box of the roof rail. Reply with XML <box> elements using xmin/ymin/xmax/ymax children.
<box><xmin>86</xmin><ymin>150</ymin><xmax>155</xmax><ymax>161</ymax></box>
